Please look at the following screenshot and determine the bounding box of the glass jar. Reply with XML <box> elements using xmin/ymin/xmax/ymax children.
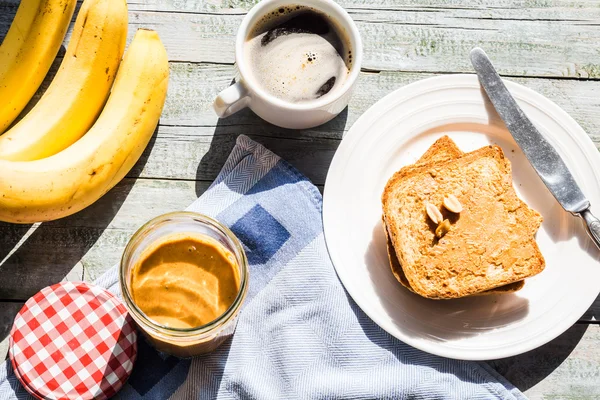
<box><xmin>120</xmin><ymin>211</ymin><xmax>249</xmax><ymax>358</ymax></box>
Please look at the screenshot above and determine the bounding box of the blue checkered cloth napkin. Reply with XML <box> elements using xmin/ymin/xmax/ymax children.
<box><xmin>1</xmin><ymin>135</ymin><xmax>526</xmax><ymax>400</ymax></box>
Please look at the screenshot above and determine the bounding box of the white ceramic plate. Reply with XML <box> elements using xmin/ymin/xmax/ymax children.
<box><xmin>323</xmin><ymin>74</ymin><xmax>600</xmax><ymax>360</ymax></box>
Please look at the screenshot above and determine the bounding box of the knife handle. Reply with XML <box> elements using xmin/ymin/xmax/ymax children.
<box><xmin>580</xmin><ymin>209</ymin><xmax>600</xmax><ymax>251</ymax></box>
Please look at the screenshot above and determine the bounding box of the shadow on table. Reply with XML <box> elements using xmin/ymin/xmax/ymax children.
<box><xmin>582</xmin><ymin>292</ymin><xmax>600</xmax><ymax>321</ymax></box>
<box><xmin>0</xmin><ymin>1</ymin><xmax>88</xmax><ymax>291</ymax></box>
<box><xmin>196</xmin><ymin>101</ymin><xmax>348</xmax><ymax>197</ymax></box>
<box><xmin>0</xmin><ymin>127</ymin><xmax>159</xmax><ymax>303</ymax></box>
<box><xmin>0</xmin><ymin>11</ymin><xmax>70</xmax><ymax>266</ymax></box>
<box><xmin>488</xmin><ymin>323</ymin><xmax>588</xmax><ymax>391</ymax></box>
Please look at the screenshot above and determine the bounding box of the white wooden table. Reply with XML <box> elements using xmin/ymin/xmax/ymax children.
<box><xmin>1</xmin><ymin>0</ymin><xmax>600</xmax><ymax>398</ymax></box>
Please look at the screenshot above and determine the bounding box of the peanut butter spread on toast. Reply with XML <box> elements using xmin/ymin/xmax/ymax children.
<box><xmin>381</xmin><ymin>137</ymin><xmax>543</xmax><ymax>299</ymax></box>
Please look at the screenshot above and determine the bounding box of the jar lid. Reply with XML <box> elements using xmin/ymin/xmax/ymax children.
<box><xmin>9</xmin><ymin>282</ymin><xmax>137</xmax><ymax>400</ymax></box>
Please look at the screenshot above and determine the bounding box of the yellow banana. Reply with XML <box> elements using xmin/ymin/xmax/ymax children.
<box><xmin>0</xmin><ymin>29</ymin><xmax>169</xmax><ymax>224</ymax></box>
<box><xmin>0</xmin><ymin>0</ymin><xmax>128</xmax><ymax>161</ymax></box>
<box><xmin>0</xmin><ymin>0</ymin><xmax>77</xmax><ymax>133</ymax></box>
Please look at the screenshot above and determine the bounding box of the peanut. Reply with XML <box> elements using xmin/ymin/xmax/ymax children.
<box><xmin>443</xmin><ymin>194</ymin><xmax>463</xmax><ymax>213</ymax></box>
<box><xmin>435</xmin><ymin>219</ymin><xmax>452</xmax><ymax>238</ymax></box>
<box><xmin>425</xmin><ymin>202</ymin><xmax>443</xmax><ymax>224</ymax></box>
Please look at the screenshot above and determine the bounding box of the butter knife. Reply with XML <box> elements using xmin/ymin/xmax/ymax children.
<box><xmin>470</xmin><ymin>47</ymin><xmax>600</xmax><ymax>250</ymax></box>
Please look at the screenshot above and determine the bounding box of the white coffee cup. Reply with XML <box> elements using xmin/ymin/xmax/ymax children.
<box><xmin>213</xmin><ymin>0</ymin><xmax>362</xmax><ymax>129</ymax></box>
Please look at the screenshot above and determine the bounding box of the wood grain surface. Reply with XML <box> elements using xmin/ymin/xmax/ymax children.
<box><xmin>1</xmin><ymin>0</ymin><xmax>599</xmax><ymax>398</ymax></box>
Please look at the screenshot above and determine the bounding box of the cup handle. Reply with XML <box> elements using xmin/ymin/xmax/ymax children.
<box><xmin>213</xmin><ymin>81</ymin><xmax>250</xmax><ymax>118</ymax></box>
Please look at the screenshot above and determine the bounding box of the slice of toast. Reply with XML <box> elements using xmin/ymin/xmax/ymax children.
<box><xmin>382</xmin><ymin>140</ymin><xmax>544</xmax><ymax>299</ymax></box>
<box><xmin>383</xmin><ymin>136</ymin><xmax>524</xmax><ymax>296</ymax></box>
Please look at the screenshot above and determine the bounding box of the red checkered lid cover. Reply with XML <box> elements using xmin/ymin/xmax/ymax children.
<box><xmin>9</xmin><ymin>282</ymin><xmax>137</xmax><ymax>400</ymax></box>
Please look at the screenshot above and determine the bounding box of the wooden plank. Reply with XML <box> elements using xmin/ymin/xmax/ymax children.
<box><xmin>125</xmin><ymin>0</ymin><xmax>600</xmax><ymax>14</ymax></box>
<box><xmin>2</xmin><ymin>1</ymin><xmax>600</xmax><ymax>77</ymax></box>
<box><xmin>157</xmin><ymin>62</ymin><xmax>600</xmax><ymax>137</ymax></box>
<box><xmin>109</xmin><ymin>8</ymin><xmax>600</xmax><ymax>77</ymax></box>
<box><xmin>491</xmin><ymin>323</ymin><xmax>600</xmax><ymax>399</ymax></box>
<box><xmin>129</xmin><ymin>127</ymin><xmax>341</xmax><ymax>185</ymax></box>
<box><xmin>158</xmin><ymin>63</ymin><xmax>600</xmax><ymax>134</ymax></box>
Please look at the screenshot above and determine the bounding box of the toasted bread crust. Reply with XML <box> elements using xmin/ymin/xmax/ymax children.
<box><xmin>382</xmin><ymin>138</ymin><xmax>544</xmax><ymax>299</ymax></box>
<box><xmin>416</xmin><ymin>135</ymin><xmax>463</xmax><ymax>166</ymax></box>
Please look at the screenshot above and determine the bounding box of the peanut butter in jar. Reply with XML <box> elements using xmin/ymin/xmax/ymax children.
<box><xmin>120</xmin><ymin>212</ymin><xmax>249</xmax><ymax>358</ymax></box>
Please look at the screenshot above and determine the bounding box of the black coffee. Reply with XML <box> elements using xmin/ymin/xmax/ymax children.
<box><xmin>245</xmin><ymin>6</ymin><xmax>352</xmax><ymax>103</ymax></box>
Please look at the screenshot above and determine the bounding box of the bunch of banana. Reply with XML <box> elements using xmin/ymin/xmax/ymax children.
<box><xmin>0</xmin><ymin>0</ymin><xmax>128</xmax><ymax>161</ymax></box>
<box><xmin>0</xmin><ymin>0</ymin><xmax>77</xmax><ymax>132</ymax></box>
<box><xmin>0</xmin><ymin>29</ymin><xmax>169</xmax><ymax>223</ymax></box>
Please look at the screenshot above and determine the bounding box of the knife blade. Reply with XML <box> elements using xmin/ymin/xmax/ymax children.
<box><xmin>470</xmin><ymin>47</ymin><xmax>600</xmax><ymax>250</ymax></box>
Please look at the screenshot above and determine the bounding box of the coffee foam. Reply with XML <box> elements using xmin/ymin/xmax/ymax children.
<box><xmin>244</xmin><ymin>6</ymin><xmax>351</xmax><ymax>104</ymax></box>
